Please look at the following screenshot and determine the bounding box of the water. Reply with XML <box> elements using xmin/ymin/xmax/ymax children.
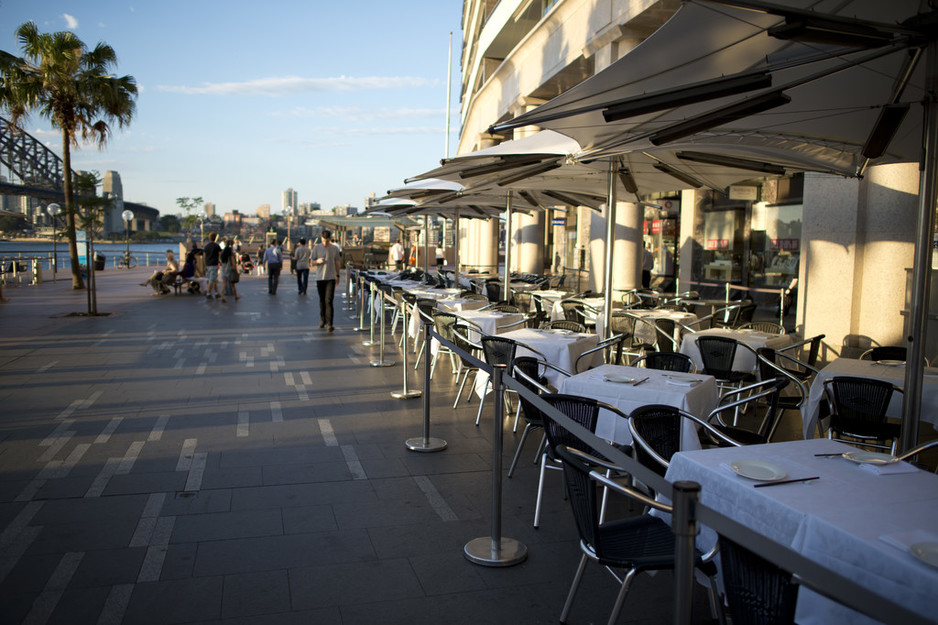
<box><xmin>0</xmin><ymin>240</ymin><xmax>184</xmax><ymax>272</ymax></box>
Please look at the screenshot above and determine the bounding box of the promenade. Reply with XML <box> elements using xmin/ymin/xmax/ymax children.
<box><xmin>0</xmin><ymin>268</ymin><xmax>718</xmax><ymax>624</ymax></box>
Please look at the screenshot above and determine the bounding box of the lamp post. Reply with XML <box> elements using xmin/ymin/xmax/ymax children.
<box><xmin>47</xmin><ymin>203</ymin><xmax>61</xmax><ymax>282</ymax></box>
<box><xmin>284</xmin><ymin>206</ymin><xmax>294</xmax><ymax>251</ymax></box>
<box><xmin>121</xmin><ymin>209</ymin><xmax>134</xmax><ymax>267</ymax></box>
<box><xmin>199</xmin><ymin>211</ymin><xmax>206</xmax><ymax>244</ymax></box>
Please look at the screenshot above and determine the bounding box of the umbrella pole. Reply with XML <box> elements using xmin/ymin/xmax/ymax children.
<box><xmin>602</xmin><ymin>159</ymin><xmax>618</xmax><ymax>341</ymax></box>
<box><xmin>454</xmin><ymin>208</ymin><xmax>461</xmax><ymax>289</ymax></box>
<box><xmin>424</xmin><ymin>215</ymin><xmax>431</xmax><ymax>275</ymax></box>
<box><xmin>901</xmin><ymin>39</ymin><xmax>938</xmax><ymax>453</ymax></box>
<box><xmin>504</xmin><ymin>193</ymin><xmax>513</xmax><ymax>302</ymax></box>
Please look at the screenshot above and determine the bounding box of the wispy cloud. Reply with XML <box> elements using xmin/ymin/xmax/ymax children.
<box><xmin>62</xmin><ymin>14</ymin><xmax>78</xmax><ymax>29</ymax></box>
<box><xmin>279</xmin><ymin>106</ymin><xmax>444</xmax><ymax>121</ymax></box>
<box><xmin>270</xmin><ymin>126</ymin><xmax>443</xmax><ymax>146</ymax></box>
<box><xmin>156</xmin><ymin>75</ymin><xmax>438</xmax><ymax>96</ymax></box>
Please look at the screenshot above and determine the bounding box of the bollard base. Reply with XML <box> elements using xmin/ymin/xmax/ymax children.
<box><xmin>405</xmin><ymin>436</ymin><xmax>446</xmax><ymax>452</ymax></box>
<box><xmin>391</xmin><ymin>390</ymin><xmax>422</xmax><ymax>399</ymax></box>
<box><xmin>464</xmin><ymin>537</ymin><xmax>527</xmax><ymax>567</ymax></box>
<box><xmin>361</xmin><ymin>340</ymin><xmax>377</xmax><ymax>346</ymax></box>
<box><xmin>370</xmin><ymin>360</ymin><xmax>395</xmax><ymax>367</ymax></box>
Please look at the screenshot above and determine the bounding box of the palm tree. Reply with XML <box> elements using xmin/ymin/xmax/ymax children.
<box><xmin>0</xmin><ymin>21</ymin><xmax>137</xmax><ymax>289</ymax></box>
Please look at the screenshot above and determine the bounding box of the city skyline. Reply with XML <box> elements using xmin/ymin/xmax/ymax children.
<box><xmin>0</xmin><ymin>0</ymin><xmax>463</xmax><ymax>217</ymax></box>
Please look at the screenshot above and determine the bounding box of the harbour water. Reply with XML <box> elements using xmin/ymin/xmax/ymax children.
<box><xmin>0</xmin><ymin>240</ymin><xmax>185</xmax><ymax>272</ymax></box>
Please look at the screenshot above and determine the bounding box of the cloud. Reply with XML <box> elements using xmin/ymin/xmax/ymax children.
<box><xmin>269</xmin><ymin>126</ymin><xmax>443</xmax><ymax>145</ymax></box>
<box><xmin>62</xmin><ymin>13</ymin><xmax>79</xmax><ymax>29</ymax></box>
<box><xmin>279</xmin><ymin>106</ymin><xmax>444</xmax><ymax>121</ymax></box>
<box><xmin>156</xmin><ymin>75</ymin><xmax>438</xmax><ymax>96</ymax></box>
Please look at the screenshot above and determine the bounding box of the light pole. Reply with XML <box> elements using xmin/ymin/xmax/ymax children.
<box><xmin>284</xmin><ymin>206</ymin><xmax>294</xmax><ymax>251</ymax></box>
<box><xmin>121</xmin><ymin>209</ymin><xmax>134</xmax><ymax>267</ymax></box>
<box><xmin>199</xmin><ymin>211</ymin><xmax>206</xmax><ymax>244</ymax></box>
<box><xmin>47</xmin><ymin>203</ymin><xmax>61</xmax><ymax>282</ymax></box>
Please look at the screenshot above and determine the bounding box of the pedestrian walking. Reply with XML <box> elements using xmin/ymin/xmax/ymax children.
<box><xmin>293</xmin><ymin>238</ymin><xmax>311</xmax><ymax>295</ymax></box>
<box><xmin>220</xmin><ymin>238</ymin><xmax>241</xmax><ymax>303</ymax></box>
<box><xmin>264</xmin><ymin>239</ymin><xmax>283</xmax><ymax>294</ymax></box>
<box><xmin>311</xmin><ymin>229</ymin><xmax>341</xmax><ymax>331</ymax></box>
<box><xmin>203</xmin><ymin>232</ymin><xmax>222</xmax><ymax>299</ymax></box>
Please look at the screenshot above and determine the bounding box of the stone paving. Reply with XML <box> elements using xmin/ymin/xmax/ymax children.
<box><xmin>0</xmin><ymin>266</ymin><xmax>719</xmax><ymax>624</ymax></box>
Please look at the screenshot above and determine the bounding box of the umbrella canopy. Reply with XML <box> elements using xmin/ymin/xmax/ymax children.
<box><xmin>492</xmin><ymin>0</ymin><xmax>929</xmax><ymax>177</ymax></box>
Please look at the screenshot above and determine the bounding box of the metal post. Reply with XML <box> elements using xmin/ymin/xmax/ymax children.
<box><xmin>464</xmin><ymin>365</ymin><xmax>527</xmax><ymax>566</ymax></box>
<box><xmin>393</xmin><ymin>296</ymin><xmax>422</xmax><ymax>400</ymax></box>
<box><xmin>406</xmin><ymin>320</ymin><xmax>445</xmax><ymax>450</ymax></box>
<box><xmin>902</xmin><ymin>37</ymin><xmax>938</xmax><ymax>453</ymax></box>
<box><xmin>362</xmin><ymin>280</ymin><xmax>377</xmax><ymax>346</ymax></box>
<box><xmin>672</xmin><ymin>481</ymin><xmax>700</xmax><ymax>625</ymax></box>
<box><xmin>602</xmin><ymin>160</ymin><xmax>617</xmax><ymax>341</ymax></box>
<box><xmin>371</xmin><ymin>290</ymin><xmax>395</xmax><ymax>367</ymax></box>
<box><xmin>779</xmin><ymin>287</ymin><xmax>786</xmax><ymax>326</ymax></box>
<box><xmin>354</xmin><ymin>274</ymin><xmax>367</xmax><ymax>331</ymax></box>
<box><xmin>503</xmin><ymin>193</ymin><xmax>512</xmax><ymax>303</ymax></box>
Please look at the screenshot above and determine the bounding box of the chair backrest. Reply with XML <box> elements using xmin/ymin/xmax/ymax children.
<box><xmin>736</xmin><ymin>302</ymin><xmax>757</xmax><ymax>325</ymax></box>
<box><xmin>553</xmin><ymin>445</ymin><xmax>604</xmax><ymax>559</ymax></box>
<box><xmin>484</xmin><ymin>280</ymin><xmax>502</xmax><ymax>303</ymax></box>
<box><xmin>696</xmin><ymin>336</ymin><xmax>739</xmax><ymax>379</ymax></box>
<box><xmin>559</xmin><ymin>299</ymin><xmax>585</xmax><ymax>323</ymax></box>
<box><xmin>512</xmin><ymin>291</ymin><xmax>532</xmax><ymax>310</ymax></box>
<box><xmin>804</xmin><ymin>334</ymin><xmax>825</xmax><ymax>367</ymax></box>
<box><xmin>860</xmin><ymin>345</ymin><xmax>907</xmax><ymax>362</ymax></box>
<box><xmin>431</xmin><ymin>310</ymin><xmax>459</xmax><ymax>344</ymax></box>
<box><xmin>638</xmin><ymin>352</ymin><xmax>694</xmax><ymax>373</ymax></box>
<box><xmin>719</xmin><ymin>536</ymin><xmax>799</xmax><ymax>625</ymax></box>
<box><xmin>462</xmin><ymin>292</ymin><xmax>488</xmax><ymax>301</ymax></box>
<box><xmin>540</xmin><ymin>394</ymin><xmax>603</xmax><ymax>459</ymax></box>
<box><xmin>481</xmin><ymin>335</ymin><xmax>518</xmax><ymax>369</ymax></box>
<box><xmin>549</xmin><ymin>319</ymin><xmax>586</xmax><ymax>333</ymax></box>
<box><xmin>608</xmin><ymin>311</ymin><xmax>637</xmax><ymax>336</ymax></box>
<box><xmin>489</xmin><ymin>304</ymin><xmax>520</xmax><ymax>313</ymax></box>
<box><xmin>512</xmin><ymin>356</ymin><xmax>549</xmax><ymax>427</ymax></box>
<box><xmin>415</xmin><ymin>298</ymin><xmax>438</xmax><ymax>322</ymax></box>
<box><xmin>740</xmin><ymin>321</ymin><xmax>786</xmax><ymax>335</ymax></box>
<box><xmin>756</xmin><ymin>347</ymin><xmax>791</xmax><ymax>394</ymax></box>
<box><xmin>628</xmin><ymin>404</ymin><xmax>684</xmax><ymax>476</ymax></box>
<box><xmin>824</xmin><ymin>376</ymin><xmax>898</xmax><ymax>437</ymax></box>
<box><xmin>653</xmin><ymin>318</ymin><xmax>678</xmax><ymax>352</ymax></box>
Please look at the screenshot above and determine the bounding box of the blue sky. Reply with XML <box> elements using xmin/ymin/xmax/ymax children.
<box><xmin>0</xmin><ymin>1</ymin><xmax>463</xmax><ymax>216</ymax></box>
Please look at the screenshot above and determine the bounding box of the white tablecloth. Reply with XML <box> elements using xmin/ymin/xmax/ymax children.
<box><xmin>804</xmin><ymin>358</ymin><xmax>938</xmax><ymax>438</ymax></box>
<box><xmin>680</xmin><ymin>328</ymin><xmax>792</xmax><ymax>372</ymax></box>
<box><xmin>557</xmin><ymin>364</ymin><xmax>717</xmax><ymax>448</ymax></box>
<box><xmin>437</xmin><ymin>298</ymin><xmax>489</xmax><ymax>313</ymax></box>
<box><xmin>665</xmin><ymin>439</ymin><xmax>938</xmax><ymax>625</ymax></box>
<box><xmin>625</xmin><ymin>309</ymin><xmax>699</xmax><ymax>346</ymax></box>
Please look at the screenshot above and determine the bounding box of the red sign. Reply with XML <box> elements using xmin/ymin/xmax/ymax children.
<box><xmin>650</xmin><ymin>219</ymin><xmax>662</xmax><ymax>234</ymax></box>
<box><xmin>706</xmin><ymin>239</ymin><xmax>730</xmax><ymax>250</ymax></box>
<box><xmin>770</xmin><ymin>238</ymin><xmax>800</xmax><ymax>251</ymax></box>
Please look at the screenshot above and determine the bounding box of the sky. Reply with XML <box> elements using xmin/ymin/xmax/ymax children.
<box><xmin>0</xmin><ymin>0</ymin><xmax>464</xmax><ymax>217</ymax></box>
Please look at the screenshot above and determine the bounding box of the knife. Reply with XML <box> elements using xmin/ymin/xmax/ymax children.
<box><xmin>632</xmin><ymin>377</ymin><xmax>649</xmax><ymax>386</ymax></box>
<box><xmin>754</xmin><ymin>476</ymin><xmax>819</xmax><ymax>488</ymax></box>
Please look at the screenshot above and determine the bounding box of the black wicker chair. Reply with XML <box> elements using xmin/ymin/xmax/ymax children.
<box><xmin>823</xmin><ymin>376</ymin><xmax>902</xmax><ymax>453</ymax></box>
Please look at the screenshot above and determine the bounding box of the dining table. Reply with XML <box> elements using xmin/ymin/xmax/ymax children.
<box><xmin>680</xmin><ymin>328</ymin><xmax>792</xmax><ymax>373</ymax></box>
<box><xmin>623</xmin><ymin>309</ymin><xmax>699</xmax><ymax>346</ymax></box>
<box><xmin>557</xmin><ymin>364</ymin><xmax>718</xmax><ymax>449</ymax></box>
<box><xmin>664</xmin><ymin>438</ymin><xmax>938</xmax><ymax>625</ymax></box>
<box><xmin>803</xmin><ymin>357</ymin><xmax>938</xmax><ymax>438</ymax></box>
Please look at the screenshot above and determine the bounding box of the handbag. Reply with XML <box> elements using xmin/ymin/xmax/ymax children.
<box><xmin>229</xmin><ymin>265</ymin><xmax>240</xmax><ymax>283</ymax></box>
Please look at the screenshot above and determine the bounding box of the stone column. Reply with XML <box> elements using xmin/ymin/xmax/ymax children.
<box><xmin>513</xmin><ymin>210</ymin><xmax>545</xmax><ymax>274</ymax></box>
<box><xmin>588</xmin><ymin>200</ymin><xmax>642</xmax><ymax>294</ymax></box>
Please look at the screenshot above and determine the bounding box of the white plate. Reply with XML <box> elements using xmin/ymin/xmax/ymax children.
<box><xmin>910</xmin><ymin>542</ymin><xmax>938</xmax><ymax>568</ymax></box>
<box><xmin>842</xmin><ymin>451</ymin><xmax>898</xmax><ymax>465</ymax></box>
<box><xmin>875</xmin><ymin>359</ymin><xmax>905</xmax><ymax>366</ymax></box>
<box><xmin>729</xmin><ymin>459</ymin><xmax>787</xmax><ymax>482</ymax></box>
<box><xmin>604</xmin><ymin>374</ymin><xmax>636</xmax><ymax>384</ymax></box>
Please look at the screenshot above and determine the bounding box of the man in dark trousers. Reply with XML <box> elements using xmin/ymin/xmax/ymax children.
<box><xmin>203</xmin><ymin>232</ymin><xmax>221</xmax><ymax>299</ymax></box>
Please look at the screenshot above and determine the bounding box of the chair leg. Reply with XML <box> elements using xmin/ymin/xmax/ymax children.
<box><xmin>508</xmin><ymin>423</ymin><xmax>532</xmax><ymax>478</ymax></box>
<box><xmin>534</xmin><ymin>452</ymin><xmax>548</xmax><ymax>528</ymax></box>
<box><xmin>606</xmin><ymin>568</ymin><xmax>637</xmax><ymax>625</ymax></box>
<box><xmin>512</xmin><ymin>401</ymin><xmax>522</xmax><ymax>432</ymax></box>
<box><xmin>475</xmin><ymin>380</ymin><xmax>490</xmax><ymax>426</ymax></box>
<box><xmin>453</xmin><ymin>369</ymin><xmax>469</xmax><ymax>408</ymax></box>
<box><xmin>559</xmin><ymin>553</ymin><xmax>589</xmax><ymax>624</ymax></box>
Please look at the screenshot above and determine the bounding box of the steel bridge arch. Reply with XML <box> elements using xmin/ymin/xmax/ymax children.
<box><xmin>0</xmin><ymin>115</ymin><xmax>67</xmax><ymax>191</ymax></box>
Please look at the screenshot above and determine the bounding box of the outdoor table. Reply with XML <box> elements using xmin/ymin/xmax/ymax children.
<box><xmin>436</xmin><ymin>297</ymin><xmax>490</xmax><ymax>313</ymax></box>
<box><xmin>529</xmin><ymin>289</ymin><xmax>571</xmax><ymax>312</ymax></box>
<box><xmin>557</xmin><ymin>364</ymin><xmax>717</xmax><ymax>448</ymax></box>
<box><xmin>455</xmin><ymin>309</ymin><xmax>524</xmax><ymax>341</ymax></box>
<box><xmin>549</xmin><ymin>296</ymin><xmax>607</xmax><ymax>333</ymax></box>
<box><xmin>472</xmin><ymin>328</ymin><xmax>602</xmax><ymax>398</ymax></box>
<box><xmin>680</xmin><ymin>328</ymin><xmax>792</xmax><ymax>373</ymax></box>
<box><xmin>664</xmin><ymin>439</ymin><xmax>938</xmax><ymax>625</ymax></box>
<box><xmin>803</xmin><ymin>357</ymin><xmax>938</xmax><ymax>438</ymax></box>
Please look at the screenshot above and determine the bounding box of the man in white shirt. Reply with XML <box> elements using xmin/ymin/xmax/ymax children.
<box><xmin>311</xmin><ymin>230</ymin><xmax>342</xmax><ymax>332</ymax></box>
<box><xmin>390</xmin><ymin>240</ymin><xmax>404</xmax><ymax>271</ymax></box>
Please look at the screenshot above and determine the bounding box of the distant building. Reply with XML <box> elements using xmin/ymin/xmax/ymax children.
<box><xmin>204</xmin><ymin>202</ymin><xmax>216</xmax><ymax>217</ymax></box>
<box><xmin>101</xmin><ymin>170</ymin><xmax>125</xmax><ymax>236</ymax></box>
<box><xmin>282</xmin><ymin>188</ymin><xmax>298</xmax><ymax>213</ymax></box>
<box><xmin>256</xmin><ymin>204</ymin><xmax>270</xmax><ymax>220</ymax></box>
<box><xmin>333</xmin><ymin>204</ymin><xmax>356</xmax><ymax>216</ymax></box>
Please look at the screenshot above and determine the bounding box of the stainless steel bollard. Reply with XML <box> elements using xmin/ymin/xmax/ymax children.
<box><xmin>464</xmin><ymin>364</ymin><xmax>527</xmax><ymax>566</ymax></box>
<box><xmin>393</xmin><ymin>298</ymin><xmax>422</xmax><ymax>400</ymax></box>
<box><xmin>362</xmin><ymin>280</ymin><xmax>378</xmax><ymax>346</ymax></box>
<box><xmin>370</xmin><ymin>290</ymin><xmax>395</xmax><ymax>367</ymax></box>
<box><xmin>406</xmin><ymin>321</ymin><xmax>443</xmax><ymax>449</ymax></box>
<box><xmin>672</xmin><ymin>481</ymin><xmax>700</xmax><ymax>625</ymax></box>
<box><xmin>353</xmin><ymin>274</ymin><xmax>368</xmax><ymax>331</ymax></box>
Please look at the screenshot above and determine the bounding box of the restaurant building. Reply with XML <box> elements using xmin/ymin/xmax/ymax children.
<box><xmin>457</xmin><ymin>0</ymin><xmax>926</xmax><ymax>361</ymax></box>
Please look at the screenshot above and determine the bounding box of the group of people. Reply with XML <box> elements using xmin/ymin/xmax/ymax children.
<box><xmin>139</xmin><ymin>230</ymin><xmax>342</xmax><ymax>332</ymax></box>
<box><xmin>263</xmin><ymin>231</ymin><xmax>341</xmax><ymax>331</ymax></box>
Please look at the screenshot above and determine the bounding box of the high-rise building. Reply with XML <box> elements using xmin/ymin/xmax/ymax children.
<box><xmin>204</xmin><ymin>202</ymin><xmax>216</xmax><ymax>217</ymax></box>
<box><xmin>282</xmin><ymin>188</ymin><xmax>297</xmax><ymax>213</ymax></box>
<box><xmin>102</xmin><ymin>170</ymin><xmax>125</xmax><ymax>236</ymax></box>
<box><xmin>257</xmin><ymin>204</ymin><xmax>271</xmax><ymax>220</ymax></box>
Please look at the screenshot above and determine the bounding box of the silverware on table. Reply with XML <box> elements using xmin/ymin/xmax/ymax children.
<box><xmin>754</xmin><ymin>476</ymin><xmax>820</xmax><ymax>488</ymax></box>
<box><xmin>632</xmin><ymin>377</ymin><xmax>649</xmax><ymax>386</ymax></box>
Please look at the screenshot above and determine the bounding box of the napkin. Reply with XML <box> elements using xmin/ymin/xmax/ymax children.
<box><xmin>857</xmin><ymin>460</ymin><xmax>919</xmax><ymax>475</ymax></box>
<box><xmin>879</xmin><ymin>529</ymin><xmax>938</xmax><ymax>552</ymax></box>
<box><xmin>666</xmin><ymin>377</ymin><xmax>700</xmax><ymax>387</ymax></box>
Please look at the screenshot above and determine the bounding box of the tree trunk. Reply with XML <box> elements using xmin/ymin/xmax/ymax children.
<box><xmin>62</xmin><ymin>130</ymin><xmax>84</xmax><ymax>290</ymax></box>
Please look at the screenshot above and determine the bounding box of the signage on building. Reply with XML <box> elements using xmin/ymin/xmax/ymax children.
<box><xmin>770</xmin><ymin>238</ymin><xmax>799</xmax><ymax>251</ymax></box>
<box><xmin>649</xmin><ymin>220</ymin><xmax>662</xmax><ymax>234</ymax></box>
<box><xmin>706</xmin><ymin>238</ymin><xmax>730</xmax><ymax>250</ymax></box>
<box><xmin>551</xmin><ymin>217</ymin><xmax>565</xmax><ymax>226</ymax></box>
<box><xmin>729</xmin><ymin>185</ymin><xmax>759</xmax><ymax>201</ymax></box>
